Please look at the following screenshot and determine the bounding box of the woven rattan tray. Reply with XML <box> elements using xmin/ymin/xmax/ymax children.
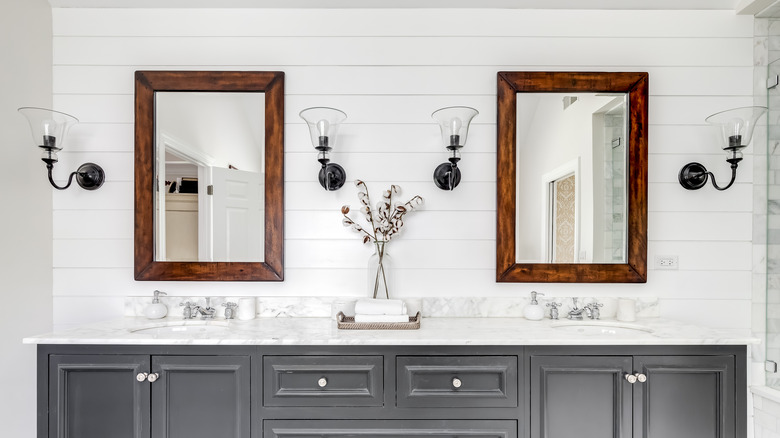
<box><xmin>336</xmin><ymin>311</ymin><xmax>421</xmax><ymax>330</ymax></box>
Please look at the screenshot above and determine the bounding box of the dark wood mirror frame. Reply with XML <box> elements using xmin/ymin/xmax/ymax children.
<box><xmin>134</xmin><ymin>71</ymin><xmax>284</xmax><ymax>281</ymax></box>
<box><xmin>496</xmin><ymin>72</ymin><xmax>648</xmax><ymax>283</ymax></box>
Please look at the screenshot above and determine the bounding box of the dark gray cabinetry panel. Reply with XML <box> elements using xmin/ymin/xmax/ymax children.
<box><xmin>397</xmin><ymin>356</ymin><xmax>518</xmax><ymax>408</ymax></box>
<box><xmin>43</xmin><ymin>348</ymin><xmax>251</xmax><ymax>438</ymax></box>
<box><xmin>263</xmin><ymin>355</ymin><xmax>383</xmax><ymax>406</ymax></box>
<box><xmin>634</xmin><ymin>355</ymin><xmax>735</xmax><ymax>438</ymax></box>
<box><xmin>40</xmin><ymin>344</ymin><xmax>745</xmax><ymax>438</ymax></box>
<box><xmin>264</xmin><ymin>420</ymin><xmax>517</xmax><ymax>438</ymax></box>
<box><xmin>530</xmin><ymin>355</ymin><xmax>632</xmax><ymax>438</ymax></box>
<box><xmin>152</xmin><ymin>356</ymin><xmax>250</xmax><ymax>438</ymax></box>
<box><xmin>48</xmin><ymin>355</ymin><xmax>150</xmax><ymax>438</ymax></box>
<box><xmin>530</xmin><ymin>350</ymin><xmax>742</xmax><ymax>438</ymax></box>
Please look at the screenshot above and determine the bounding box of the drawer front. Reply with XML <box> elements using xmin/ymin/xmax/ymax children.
<box><xmin>263</xmin><ymin>355</ymin><xmax>383</xmax><ymax>406</ymax></box>
<box><xmin>397</xmin><ymin>356</ymin><xmax>518</xmax><ymax>408</ymax></box>
<box><xmin>264</xmin><ymin>420</ymin><xmax>517</xmax><ymax>438</ymax></box>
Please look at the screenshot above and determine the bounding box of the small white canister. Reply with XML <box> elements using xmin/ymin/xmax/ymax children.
<box><xmin>237</xmin><ymin>298</ymin><xmax>257</xmax><ymax>321</ymax></box>
<box><xmin>616</xmin><ymin>298</ymin><xmax>637</xmax><ymax>322</ymax></box>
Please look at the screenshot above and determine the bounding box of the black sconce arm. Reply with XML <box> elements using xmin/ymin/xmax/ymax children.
<box><xmin>678</xmin><ymin>161</ymin><xmax>738</xmax><ymax>192</ymax></box>
<box><xmin>44</xmin><ymin>161</ymin><xmax>105</xmax><ymax>191</ymax></box>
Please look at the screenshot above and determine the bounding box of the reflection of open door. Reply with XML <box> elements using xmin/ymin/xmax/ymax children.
<box><xmin>211</xmin><ymin>167</ymin><xmax>264</xmax><ymax>262</ymax></box>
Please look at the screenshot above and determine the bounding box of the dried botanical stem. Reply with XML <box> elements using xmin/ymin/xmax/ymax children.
<box><xmin>372</xmin><ymin>242</ymin><xmax>389</xmax><ymax>299</ymax></box>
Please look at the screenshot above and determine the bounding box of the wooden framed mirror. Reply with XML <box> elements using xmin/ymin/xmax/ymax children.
<box><xmin>496</xmin><ymin>72</ymin><xmax>648</xmax><ymax>283</ymax></box>
<box><xmin>134</xmin><ymin>71</ymin><xmax>284</xmax><ymax>281</ymax></box>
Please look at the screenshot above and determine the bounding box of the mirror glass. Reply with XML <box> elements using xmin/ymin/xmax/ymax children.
<box><xmin>515</xmin><ymin>92</ymin><xmax>627</xmax><ymax>264</ymax></box>
<box><xmin>496</xmin><ymin>71</ymin><xmax>647</xmax><ymax>283</ymax></box>
<box><xmin>155</xmin><ymin>92</ymin><xmax>266</xmax><ymax>262</ymax></box>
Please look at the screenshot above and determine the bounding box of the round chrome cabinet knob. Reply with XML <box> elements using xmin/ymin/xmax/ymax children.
<box><xmin>147</xmin><ymin>373</ymin><xmax>159</xmax><ymax>383</ymax></box>
<box><xmin>452</xmin><ymin>377</ymin><xmax>462</xmax><ymax>389</ymax></box>
<box><xmin>136</xmin><ymin>373</ymin><xmax>148</xmax><ymax>382</ymax></box>
<box><xmin>635</xmin><ymin>373</ymin><xmax>647</xmax><ymax>383</ymax></box>
<box><xmin>624</xmin><ymin>373</ymin><xmax>637</xmax><ymax>383</ymax></box>
<box><xmin>318</xmin><ymin>377</ymin><xmax>328</xmax><ymax>388</ymax></box>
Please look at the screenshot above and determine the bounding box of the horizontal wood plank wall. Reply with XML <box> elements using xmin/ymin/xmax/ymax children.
<box><xmin>50</xmin><ymin>8</ymin><xmax>754</xmax><ymax>329</ymax></box>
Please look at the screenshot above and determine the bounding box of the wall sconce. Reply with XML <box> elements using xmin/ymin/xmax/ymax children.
<box><xmin>678</xmin><ymin>106</ymin><xmax>766</xmax><ymax>191</ymax></box>
<box><xmin>300</xmin><ymin>107</ymin><xmax>348</xmax><ymax>191</ymax></box>
<box><xmin>18</xmin><ymin>107</ymin><xmax>105</xmax><ymax>190</ymax></box>
<box><xmin>432</xmin><ymin>106</ymin><xmax>479</xmax><ymax>190</ymax></box>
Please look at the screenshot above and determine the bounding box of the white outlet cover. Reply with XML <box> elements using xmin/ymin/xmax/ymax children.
<box><xmin>654</xmin><ymin>255</ymin><xmax>679</xmax><ymax>270</ymax></box>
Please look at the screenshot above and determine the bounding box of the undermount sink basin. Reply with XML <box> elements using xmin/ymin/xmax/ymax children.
<box><xmin>551</xmin><ymin>321</ymin><xmax>654</xmax><ymax>336</ymax></box>
<box><xmin>130</xmin><ymin>321</ymin><xmax>231</xmax><ymax>336</ymax></box>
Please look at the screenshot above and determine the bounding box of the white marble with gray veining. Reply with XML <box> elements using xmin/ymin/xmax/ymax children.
<box><xmin>125</xmin><ymin>296</ymin><xmax>659</xmax><ymax>319</ymax></box>
<box><xmin>23</xmin><ymin>315</ymin><xmax>758</xmax><ymax>346</ymax></box>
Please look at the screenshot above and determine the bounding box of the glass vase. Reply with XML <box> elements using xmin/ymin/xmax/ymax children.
<box><xmin>368</xmin><ymin>240</ymin><xmax>393</xmax><ymax>299</ymax></box>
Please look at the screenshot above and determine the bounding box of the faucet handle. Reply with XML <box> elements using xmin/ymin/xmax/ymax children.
<box><xmin>222</xmin><ymin>302</ymin><xmax>238</xmax><ymax>320</ymax></box>
<box><xmin>546</xmin><ymin>302</ymin><xmax>562</xmax><ymax>320</ymax></box>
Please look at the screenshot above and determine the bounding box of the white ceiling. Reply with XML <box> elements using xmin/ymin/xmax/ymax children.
<box><xmin>48</xmin><ymin>0</ymin><xmax>741</xmax><ymax>10</ymax></box>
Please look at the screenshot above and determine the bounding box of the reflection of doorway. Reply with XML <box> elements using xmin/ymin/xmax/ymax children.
<box><xmin>541</xmin><ymin>159</ymin><xmax>580</xmax><ymax>263</ymax></box>
<box><xmin>156</xmin><ymin>133</ymin><xmax>215</xmax><ymax>261</ymax></box>
<box><xmin>550</xmin><ymin>174</ymin><xmax>576</xmax><ymax>263</ymax></box>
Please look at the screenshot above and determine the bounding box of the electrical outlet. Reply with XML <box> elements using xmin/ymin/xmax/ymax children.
<box><xmin>654</xmin><ymin>255</ymin><xmax>679</xmax><ymax>270</ymax></box>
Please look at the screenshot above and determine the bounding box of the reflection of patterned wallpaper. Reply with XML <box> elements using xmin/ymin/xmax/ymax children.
<box><xmin>554</xmin><ymin>174</ymin><xmax>576</xmax><ymax>263</ymax></box>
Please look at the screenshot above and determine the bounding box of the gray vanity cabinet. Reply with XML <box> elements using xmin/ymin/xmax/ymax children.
<box><xmin>48</xmin><ymin>354</ymin><xmax>151</xmax><ymax>438</ymax></box>
<box><xmin>44</xmin><ymin>349</ymin><xmax>250</xmax><ymax>438</ymax></box>
<box><xmin>632</xmin><ymin>355</ymin><xmax>735</xmax><ymax>438</ymax></box>
<box><xmin>530</xmin><ymin>351</ymin><xmax>740</xmax><ymax>438</ymax></box>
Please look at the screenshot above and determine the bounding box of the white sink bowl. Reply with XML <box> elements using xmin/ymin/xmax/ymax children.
<box><xmin>130</xmin><ymin>321</ymin><xmax>231</xmax><ymax>337</ymax></box>
<box><xmin>551</xmin><ymin>321</ymin><xmax>654</xmax><ymax>336</ymax></box>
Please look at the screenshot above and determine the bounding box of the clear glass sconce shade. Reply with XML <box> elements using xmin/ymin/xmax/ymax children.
<box><xmin>299</xmin><ymin>107</ymin><xmax>347</xmax><ymax>150</ymax></box>
<box><xmin>705</xmin><ymin>106</ymin><xmax>766</xmax><ymax>152</ymax></box>
<box><xmin>18</xmin><ymin>107</ymin><xmax>78</xmax><ymax>152</ymax></box>
<box><xmin>432</xmin><ymin>106</ymin><xmax>479</xmax><ymax>148</ymax></box>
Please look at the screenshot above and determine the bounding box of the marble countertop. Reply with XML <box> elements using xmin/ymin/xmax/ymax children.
<box><xmin>23</xmin><ymin>316</ymin><xmax>759</xmax><ymax>346</ymax></box>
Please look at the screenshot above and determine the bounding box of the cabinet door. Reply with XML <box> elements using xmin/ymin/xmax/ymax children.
<box><xmin>151</xmin><ymin>355</ymin><xmax>250</xmax><ymax>438</ymax></box>
<box><xmin>49</xmin><ymin>354</ymin><xmax>150</xmax><ymax>438</ymax></box>
<box><xmin>530</xmin><ymin>355</ymin><xmax>632</xmax><ymax>438</ymax></box>
<box><xmin>633</xmin><ymin>355</ymin><xmax>735</xmax><ymax>438</ymax></box>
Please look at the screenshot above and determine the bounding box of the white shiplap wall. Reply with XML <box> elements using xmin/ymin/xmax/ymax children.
<box><xmin>50</xmin><ymin>8</ymin><xmax>755</xmax><ymax>330</ymax></box>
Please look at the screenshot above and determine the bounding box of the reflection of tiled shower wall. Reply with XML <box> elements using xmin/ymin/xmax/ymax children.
<box><xmin>767</xmin><ymin>23</ymin><xmax>780</xmax><ymax>388</ymax></box>
<box><xmin>603</xmin><ymin>113</ymin><xmax>625</xmax><ymax>262</ymax></box>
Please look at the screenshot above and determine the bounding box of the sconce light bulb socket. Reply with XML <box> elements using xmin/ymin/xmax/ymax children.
<box><xmin>728</xmin><ymin>135</ymin><xmax>742</xmax><ymax>148</ymax></box>
<box><xmin>319</xmin><ymin>162</ymin><xmax>346</xmax><ymax>191</ymax></box>
<box><xmin>434</xmin><ymin>162</ymin><xmax>461</xmax><ymax>191</ymax></box>
<box><xmin>449</xmin><ymin>134</ymin><xmax>461</xmax><ymax>148</ymax></box>
<box><xmin>318</xmin><ymin>136</ymin><xmax>329</xmax><ymax>148</ymax></box>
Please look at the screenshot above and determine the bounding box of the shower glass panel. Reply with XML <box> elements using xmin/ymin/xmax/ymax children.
<box><xmin>768</xmin><ymin>58</ymin><xmax>780</xmax><ymax>389</ymax></box>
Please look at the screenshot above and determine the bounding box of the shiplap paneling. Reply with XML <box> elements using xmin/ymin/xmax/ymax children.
<box><xmin>50</xmin><ymin>8</ymin><xmax>755</xmax><ymax>331</ymax></box>
<box><xmin>51</xmin><ymin>9</ymin><xmax>753</xmax><ymax>38</ymax></box>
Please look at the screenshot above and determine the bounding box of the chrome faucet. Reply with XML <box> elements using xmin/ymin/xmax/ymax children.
<box><xmin>193</xmin><ymin>297</ymin><xmax>216</xmax><ymax>320</ymax></box>
<box><xmin>567</xmin><ymin>298</ymin><xmax>590</xmax><ymax>320</ymax></box>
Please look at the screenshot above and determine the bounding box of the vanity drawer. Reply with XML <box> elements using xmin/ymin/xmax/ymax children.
<box><xmin>397</xmin><ymin>356</ymin><xmax>518</xmax><ymax>408</ymax></box>
<box><xmin>263</xmin><ymin>355</ymin><xmax>383</xmax><ymax>407</ymax></box>
<box><xmin>264</xmin><ymin>420</ymin><xmax>517</xmax><ymax>438</ymax></box>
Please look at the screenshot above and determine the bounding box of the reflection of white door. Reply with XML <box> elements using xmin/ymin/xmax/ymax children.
<box><xmin>211</xmin><ymin>167</ymin><xmax>264</xmax><ymax>262</ymax></box>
